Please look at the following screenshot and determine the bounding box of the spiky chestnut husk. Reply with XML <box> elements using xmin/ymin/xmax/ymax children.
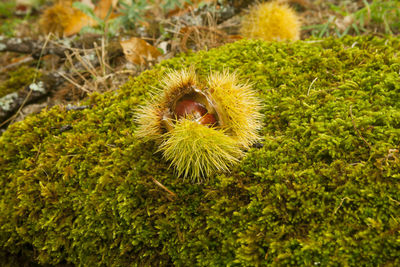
<box><xmin>134</xmin><ymin>102</ymin><xmax>164</xmax><ymax>140</ymax></box>
<box><xmin>240</xmin><ymin>1</ymin><xmax>301</xmax><ymax>42</ymax></box>
<box><xmin>135</xmin><ymin>68</ymin><xmax>217</xmax><ymax>139</ymax></box>
<box><xmin>136</xmin><ymin>68</ymin><xmax>197</xmax><ymax>139</ymax></box>
<box><xmin>158</xmin><ymin>119</ymin><xmax>243</xmax><ymax>182</ymax></box>
<box><xmin>207</xmin><ymin>70</ymin><xmax>262</xmax><ymax>148</ymax></box>
<box><xmin>135</xmin><ymin>68</ymin><xmax>262</xmax><ymax>181</ymax></box>
<box><xmin>160</xmin><ymin>68</ymin><xmax>198</xmax><ymax>107</ymax></box>
<box><xmin>38</xmin><ymin>2</ymin><xmax>78</xmax><ymax>36</ymax></box>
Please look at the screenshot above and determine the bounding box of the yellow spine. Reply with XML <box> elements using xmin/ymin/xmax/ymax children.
<box><xmin>240</xmin><ymin>1</ymin><xmax>301</xmax><ymax>42</ymax></box>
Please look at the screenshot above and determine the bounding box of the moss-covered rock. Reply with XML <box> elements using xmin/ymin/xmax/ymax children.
<box><xmin>0</xmin><ymin>66</ymin><xmax>41</xmax><ymax>98</ymax></box>
<box><xmin>1</xmin><ymin>36</ymin><xmax>400</xmax><ymax>266</ymax></box>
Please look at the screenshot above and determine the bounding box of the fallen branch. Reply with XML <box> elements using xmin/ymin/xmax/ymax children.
<box><xmin>0</xmin><ymin>56</ymin><xmax>34</xmax><ymax>73</ymax></box>
<box><xmin>151</xmin><ymin>176</ymin><xmax>177</xmax><ymax>201</ymax></box>
<box><xmin>334</xmin><ymin>197</ymin><xmax>351</xmax><ymax>214</ymax></box>
<box><xmin>0</xmin><ymin>36</ymin><xmax>70</xmax><ymax>59</ymax></box>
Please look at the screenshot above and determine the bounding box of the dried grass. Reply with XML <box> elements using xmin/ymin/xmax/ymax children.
<box><xmin>58</xmin><ymin>37</ymin><xmax>135</xmax><ymax>94</ymax></box>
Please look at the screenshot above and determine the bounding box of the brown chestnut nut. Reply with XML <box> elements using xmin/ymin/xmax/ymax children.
<box><xmin>175</xmin><ymin>99</ymin><xmax>207</xmax><ymax>119</ymax></box>
<box><xmin>199</xmin><ymin>113</ymin><xmax>217</xmax><ymax>125</ymax></box>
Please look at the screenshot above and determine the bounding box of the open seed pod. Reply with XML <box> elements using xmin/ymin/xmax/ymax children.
<box><xmin>135</xmin><ymin>68</ymin><xmax>262</xmax><ymax>181</ymax></box>
<box><xmin>159</xmin><ymin>119</ymin><xmax>244</xmax><ymax>181</ymax></box>
<box><xmin>206</xmin><ymin>70</ymin><xmax>262</xmax><ymax>148</ymax></box>
<box><xmin>161</xmin><ymin>81</ymin><xmax>219</xmax><ymax>132</ymax></box>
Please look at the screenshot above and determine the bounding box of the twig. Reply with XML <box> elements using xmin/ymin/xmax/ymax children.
<box><xmin>334</xmin><ymin>197</ymin><xmax>351</xmax><ymax>214</ymax></box>
<box><xmin>78</xmin><ymin>49</ymin><xmax>98</xmax><ymax>79</ymax></box>
<box><xmin>94</xmin><ymin>41</ymin><xmax>105</xmax><ymax>77</ymax></box>
<box><xmin>0</xmin><ymin>36</ymin><xmax>70</xmax><ymax>59</ymax></box>
<box><xmin>0</xmin><ymin>56</ymin><xmax>34</xmax><ymax>73</ymax></box>
<box><xmin>307</xmin><ymin>77</ymin><xmax>318</xmax><ymax>96</ymax></box>
<box><xmin>66</xmin><ymin>105</ymin><xmax>91</xmax><ymax>111</ymax></box>
<box><xmin>64</xmin><ymin>51</ymin><xmax>92</xmax><ymax>91</ymax></box>
<box><xmin>180</xmin><ymin>25</ymin><xmax>228</xmax><ymax>52</ymax></box>
<box><xmin>58</xmin><ymin>71</ymin><xmax>90</xmax><ymax>93</ymax></box>
<box><xmin>388</xmin><ymin>196</ymin><xmax>400</xmax><ymax>205</ymax></box>
<box><xmin>9</xmin><ymin>35</ymin><xmax>51</xmax><ymax>123</ymax></box>
<box><xmin>151</xmin><ymin>176</ymin><xmax>177</xmax><ymax>200</ymax></box>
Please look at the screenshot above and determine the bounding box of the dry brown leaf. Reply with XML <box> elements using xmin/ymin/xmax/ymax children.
<box><xmin>63</xmin><ymin>11</ymin><xmax>97</xmax><ymax>36</ymax></box>
<box><xmin>63</xmin><ymin>0</ymin><xmax>117</xmax><ymax>36</ymax></box>
<box><xmin>94</xmin><ymin>0</ymin><xmax>119</xmax><ymax>19</ymax></box>
<box><xmin>120</xmin><ymin>37</ymin><xmax>161</xmax><ymax>65</ymax></box>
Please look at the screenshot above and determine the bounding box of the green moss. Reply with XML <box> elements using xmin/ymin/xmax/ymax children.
<box><xmin>1</xmin><ymin>35</ymin><xmax>400</xmax><ymax>266</ymax></box>
<box><xmin>0</xmin><ymin>66</ymin><xmax>41</xmax><ymax>98</ymax></box>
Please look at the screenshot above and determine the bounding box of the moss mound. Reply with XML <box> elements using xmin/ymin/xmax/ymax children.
<box><xmin>1</xmin><ymin>36</ymin><xmax>400</xmax><ymax>266</ymax></box>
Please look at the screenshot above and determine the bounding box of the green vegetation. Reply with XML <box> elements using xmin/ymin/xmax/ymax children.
<box><xmin>303</xmin><ymin>0</ymin><xmax>400</xmax><ymax>37</ymax></box>
<box><xmin>0</xmin><ymin>0</ymin><xmax>44</xmax><ymax>37</ymax></box>
<box><xmin>0</xmin><ymin>1</ymin><xmax>18</xmax><ymax>37</ymax></box>
<box><xmin>0</xmin><ymin>1</ymin><xmax>16</xmax><ymax>18</ymax></box>
<box><xmin>1</xmin><ymin>35</ymin><xmax>400</xmax><ymax>265</ymax></box>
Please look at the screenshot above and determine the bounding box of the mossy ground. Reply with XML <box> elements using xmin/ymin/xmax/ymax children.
<box><xmin>0</xmin><ymin>66</ymin><xmax>41</xmax><ymax>98</ymax></box>
<box><xmin>1</xmin><ymin>36</ymin><xmax>400</xmax><ymax>266</ymax></box>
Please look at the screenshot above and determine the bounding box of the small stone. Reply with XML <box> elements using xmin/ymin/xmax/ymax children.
<box><xmin>29</xmin><ymin>81</ymin><xmax>46</xmax><ymax>93</ymax></box>
<box><xmin>0</xmin><ymin>92</ymin><xmax>18</xmax><ymax>111</ymax></box>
